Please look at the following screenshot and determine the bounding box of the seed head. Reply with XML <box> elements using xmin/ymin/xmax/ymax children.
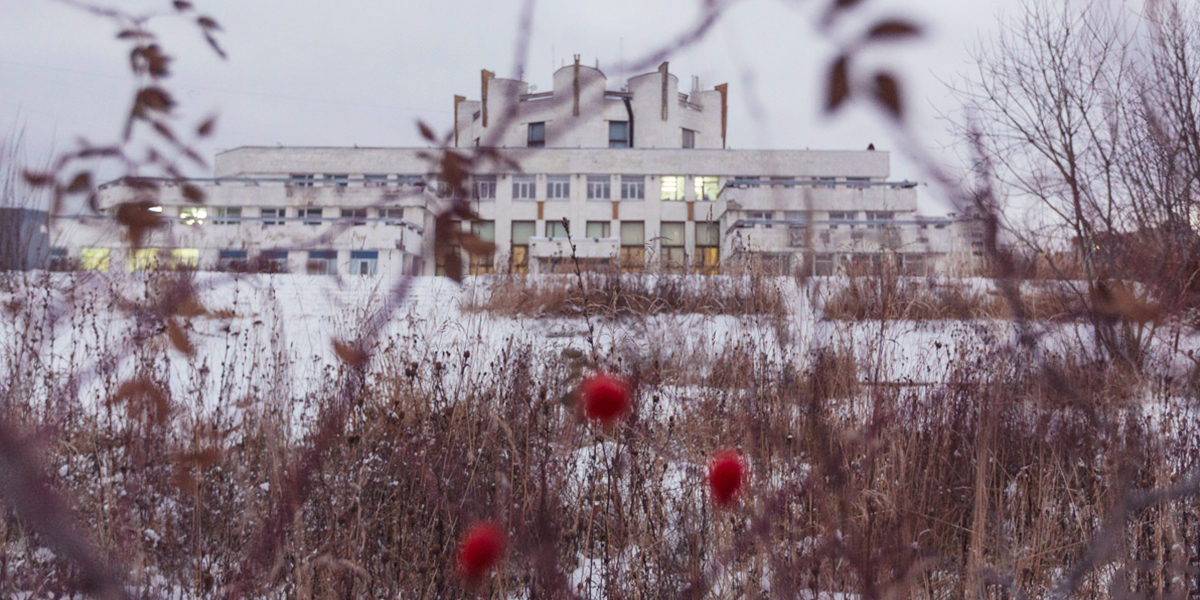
<box><xmin>457</xmin><ymin>522</ymin><xmax>505</xmax><ymax>583</ymax></box>
<box><xmin>580</xmin><ymin>374</ymin><xmax>631</xmax><ymax>425</ymax></box>
<box><xmin>707</xmin><ymin>449</ymin><xmax>746</xmax><ymax>507</ymax></box>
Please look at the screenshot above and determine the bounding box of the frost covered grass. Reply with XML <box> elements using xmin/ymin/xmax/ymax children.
<box><xmin>1</xmin><ymin>269</ymin><xmax>1199</xmax><ymax>598</ymax></box>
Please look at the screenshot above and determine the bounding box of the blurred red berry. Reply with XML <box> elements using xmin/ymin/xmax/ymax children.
<box><xmin>707</xmin><ymin>449</ymin><xmax>746</xmax><ymax>507</ymax></box>
<box><xmin>580</xmin><ymin>374</ymin><xmax>631</xmax><ymax>425</ymax></box>
<box><xmin>457</xmin><ymin>522</ymin><xmax>505</xmax><ymax>582</ymax></box>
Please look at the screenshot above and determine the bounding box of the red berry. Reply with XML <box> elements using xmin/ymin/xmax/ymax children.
<box><xmin>457</xmin><ymin>522</ymin><xmax>505</xmax><ymax>582</ymax></box>
<box><xmin>707</xmin><ymin>449</ymin><xmax>746</xmax><ymax>507</ymax></box>
<box><xmin>580</xmin><ymin>374</ymin><xmax>631</xmax><ymax>425</ymax></box>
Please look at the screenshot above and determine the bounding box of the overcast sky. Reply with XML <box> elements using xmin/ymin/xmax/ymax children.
<box><xmin>0</xmin><ymin>0</ymin><xmax>1010</xmax><ymax>214</ymax></box>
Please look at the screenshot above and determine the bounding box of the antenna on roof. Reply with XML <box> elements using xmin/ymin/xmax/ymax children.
<box><xmin>619</xmin><ymin>37</ymin><xmax>624</xmax><ymax>84</ymax></box>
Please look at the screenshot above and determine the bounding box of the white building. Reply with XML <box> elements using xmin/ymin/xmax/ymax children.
<box><xmin>52</xmin><ymin>60</ymin><xmax>978</xmax><ymax>276</ymax></box>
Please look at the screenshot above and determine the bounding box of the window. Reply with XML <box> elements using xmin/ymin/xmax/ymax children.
<box><xmin>364</xmin><ymin>174</ymin><xmax>389</xmax><ymax>187</ymax></box>
<box><xmin>260</xmin><ymin>250</ymin><xmax>288</xmax><ymax>273</ymax></box>
<box><xmin>866</xmin><ymin>211</ymin><xmax>894</xmax><ymax>228</ymax></box>
<box><xmin>469</xmin><ymin>221</ymin><xmax>496</xmax><ymax>275</ymax></box>
<box><xmin>847</xmin><ymin>177</ymin><xmax>870</xmax><ymax>188</ymax></box>
<box><xmin>342</xmin><ymin>208</ymin><xmax>367</xmax><ymax>225</ymax></box>
<box><xmin>213</xmin><ymin>207</ymin><xmax>241</xmax><ymax>225</ymax></box>
<box><xmin>695</xmin><ymin>223</ymin><xmax>720</xmax><ymax>274</ymax></box>
<box><xmin>694</xmin><ymin>176</ymin><xmax>718</xmax><ymax>201</ymax></box>
<box><xmin>585</xmin><ymin>221</ymin><xmax>610</xmax><ymax>239</ymax></box>
<box><xmin>170</xmin><ymin>248</ymin><xmax>199</xmax><ymax>270</ymax></box>
<box><xmin>682</xmin><ymin>128</ymin><xmax>695</xmax><ymax>149</ymax></box>
<box><xmin>828</xmin><ymin>211</ymin><xmax>856</xmax><ymax>229</ymax></box>
<box><xmin>527</xmin><ymin>122</ymin><xmax>546</xmax><ymax>148</ymax></box>
<box><xmin>179</xmin><ymin>206</ymin><xmax>207</xmax><ymax>226</ymax></box>
<box><xmin>660</xmin><ymin>176</ymin><xmax>685</xmax><ymax>201</ymax></box>
<box><xmin>512</xmin><ymin>176</ymin><xmax>536</xmax><ymax>200</ymax></box>
<box><xmin>473</xmin><ymin>176</ymin><xmax>497</xmax><ymax>199</ymax></box>
<box><xmin>382</xmin><ymin>208</ymin><xmax>406</xmax><ymax>225</ymax></box>
<box><xmin>546</xmin><ymin>175</ymin><xmax>570</xmax><ymax>200</ymax></box>
<box><xmin>289</xmin><ymin>173</ymin><xmax>314</xmax><ymax>187</ymax></box>
<box><xmin>299</xmin><ymin>207</ymin><xmax>323</xmax><ymax>225</ymax></box>
<box><xmin>619</xmin><ymin>221</ymin><xmax>645</xmax><ymax>272</ymax></box>
<box><xmin>307</xmin><ymin>250</ymin><xmax>337</xmax><ymax>275</ymax></box>
<box><xmin>609</xmin><ymin>121</ymin><xmax>630</xmax><ymax>148</ymax></box>
<box><xmin>128</xmin><ymin>248</ymin><xmax>160</xmax><ymax>272</ymax></box>
<box><xmin>80</xmin><ymin>247</ymin><xmax>110</xmax><ymax>272</ymax></box>
<box><xmin>546</xmin><ymin>220</ymin><xmax>569</xmax><ymax>238</ymax></box>
<box><xmin>661</xmin><ymin>222</ymin><xmax>685</xmax><ymax>269</ymax></box>
<box><xmin>427</xmin><ymin>178</ymin><xmax>451</xmax><ymax>198</ymax></box>
<box><xmin>813</xmin><ymin>177</ymin><xmax>836</xmax><ymax>189</ymax></box>
<box><xmin>620</xmin><ymin>175</ymin><xmax>644</xmax><ymax>200</ymax></box>
<box><xmin>261</xmin><ymin>208</ymin><xmax>285</xmax><ymax>226</ymax></box>
<box><xmin>350</xmin><ymin>250</ymin><xmax>378</xmax><ymax>275</ymax></box>
<box><xmin>586</xmin><ymin>175</ymin><xmax>610</xmax><ymax>200</ymax></box>
<box><xmin>48</xmin><ymin>247</ymin><xmax>70</xmax><ymax>271</ymax></box>
<box><xmin>217</xmin><ymin>249</ymin><xmax>248</xmax><ymax>271</ymax></box>
<box><xmin>747</xmin><ymin>210</ymin><xmax>774</xmax><ymax>228</ymax></box>
<box><xmin>511</xmin><ymin>221</ymin><xmax>535</xmax><ymax>274</ymax></box>
<box><xmin>325</xmin><ymin>173</ymin><xmax>349</xmax><ymax>187</ymax></box>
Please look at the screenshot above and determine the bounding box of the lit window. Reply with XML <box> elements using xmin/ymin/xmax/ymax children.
<box><xmin>128</xmin><ymin>248</ymin><xmax>161</xmax><ymax>271</ymax></box>
<box><xmin>512</xmin><ymin>176</ymin><xmax>536</xmax><ymax>200</ymax></box>
<box><xmin>527</xmin><ymin>122</ymin><xmax>546</xmax><ymax>148</ymax></box>
<box><xmin>546</xmin><ymin>175</ymin><xmax>570</xmax><ymax>200</ymax></box>
<box><xmin>170</xmin><ymin>248</ymin><xmax>199</xmax><ymax>270</ymax></box>
<box><xmin>179</xmin><ymin>206</ymin><xmax>207</xmax><ymax>225</ymax></box>
<box><xmin>586</xmin><ymin>175</ymin><xmax>610</xmax><ymax>200</ymax></box>
<box><xmin>511</xmin><ymin>221</ymin><xmax>535</xmax><ymax>274</ymax></box>
<box><xmin>473</xmin><ymin>176</ymin><xmax>497</xmax><ymax>199</ymax></box>
<box><xmin>682</xmin><ymin>128</ymin><xmax>695</xmax><ymax>149</ymax></box>
<box><xmin>469</xmin><ymin>221</ymin><xmax>496</xmax><ymax>275</ymax></box>
<box><xmin>660</xmin><ymin>176</ymin><xmax>685</xmax><ymax>201</ymax></box>
<box><xmin>620</xmin><ymin>175</ymin><xmax>644</xmax><ymax>200</ymax></box>
<box><xmin>694</xmin><ymin>176</ymin><xmax>718</xmax><ymax>201</ymax></box>
<box><xmin>619</xmin><ymin>221</ymin><xmax>645</xmax><ymax>272</ymax></box>
<box><xmin>609</xmin><ymin>121</ymin><xmax>630</xmax><ymax>148</ymax></box>
<box><xmin>661</xmin><ymin>222</ymin><xmax>686</xmax><ymax>269</ymax></box>
<box><xmin>213</xmin><ymin>207</ymin><xmax>241</xmax><ymax>225</ymax></box>
<box><xmin>585</xmin><ymin>221</ymin><xmax>610</xmax><ymax>238</ymax></box>
<box><xmin>261</xmin><ymin>208</ymin><xmax>285</xmax><ymax>226</ymax></box>
<box><xmin>80</xmin><ymin>247</ymin><xmax>110</xmax><ymax>272</ymax></box>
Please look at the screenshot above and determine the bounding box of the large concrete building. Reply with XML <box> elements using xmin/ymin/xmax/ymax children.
<box><xmin>51</xmin><ymin>60</ymin><xmax>980</xmax><ymax>276</ymax></box>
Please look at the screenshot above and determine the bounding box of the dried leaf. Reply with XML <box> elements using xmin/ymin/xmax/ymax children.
<box><xmin>115</xmin><ymin>201</ymin><xmax>165</xmax><ymax>248</ymax></box>
<box><xmin>825</xmin><ymin>55</ymin><xmax>851</xmax><ymax>113</ymax></box>
<box><xmin>459</xmin><ymin>233</ymin><xmax>497</xmax><ymax>257</ymax></box>
<box><xmin>872</xmin><ymin>72</ymin><xmax>903</xmax><ymax>119</ymax></box>
<box><xmin>110</xmin><ymin>378</ymin><xmax>170</xmax><ymax>425</ymax></box>
<box><xmin>444</xmin><ymin>251</ymin><xmax>464</xmax><ymax>282</ymax></box>
<box><xmin>203</xmin><ymin>32</ymin><xmax>227</xmax><ymax>59</ymax></box>
<box><xmin>418</xmin><ymin>121</ymin><xmax>438</xmax><ymax>142</ymax></box>
<box><xmin>173</xmin><ymin>0</ymin><xmax>193</xmax><ymax>10</ymax></box>
<box><xmin>181</xmin><ymin>184</ymin><xmax>204</xmax><ymax>204</ymax></box>
<box><xmin>197</xmin><ymin>15</ymin><xmax>220</xmax><ymax>30</ymax></box>
<box><xmin>116</xmin><ymin>29</ymin><xmax>147</xmax><ymax>40</ymax></box>
<box><xmin>137</xmin><ymin>87</ymin><xmax>175</xmax><ymax>113</ymax></box>
<box><xmin>836</xmin><ymin>0</ymin><xmax>865</xmax><ymax>7</ymax></box>
<box><xmin>196</xmin><ymin>116</ymin><xmax>217</xmax><ymax>137</ymax></box>
<box><xmin>333</xmin><ymin>340</ymin><xmax>370</xmax><ymax>367</ymax></box>
<box><xmin>23</xmin><ymin>170</ymin><xmax>54</xmax><ymax>187</ymax></box>
<box><xmin>167</xmin><ymin>319</ymin><xmax>194</xmax><ymax>356</ymax></box>
<box><xmin>66</xmin><ymin>173</ymin><xmax>92</xmax><ymax>194</ymax></box>
<box><xmin>866</xmin><ymin>19</ymin><xmax>922</xmax><ymax>40</ymax></box>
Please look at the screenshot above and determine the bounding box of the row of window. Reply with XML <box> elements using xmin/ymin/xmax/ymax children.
<box><xmin>743</xmin><ymin>210</ymin><xmax>900</xmax><ymax>229</ymax></box>
<box><xmin>72</xmin><ymin>247</ymin><xmax>382</xmax><ymax>275</ymax></box>
<box><xmin>281</xmin><ymin>173</ymin><xmax>720</xmax><ymax>201</ymax></box>
<box><xmin>172</xmin><ymin>206</ymin><xmax>409</xmax><ymax>226</ymax></box>
<box><xmin>523</xmin><ymin>121</ymin><xmax>699</xmax><ymax>149</ymax></box>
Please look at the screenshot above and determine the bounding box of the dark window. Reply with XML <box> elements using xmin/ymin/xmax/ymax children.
<box><xmin>609</xmin><ymin>121</ymin><xmax>630</xmax><ymax>148</ymax></box>
<box><xmin>527</xmin><ymin>122</ymin><xmax>546</xmax><ymax>148</ymax></box>
<box><xmin>682</xmin><ymin>128</ymin><xmax>695</xmax><ymax>148</ymax></box>
<box><xmin>341</xmin><ymin>208</ymin><xmax>367</xmax><ymax>225</ymax></box>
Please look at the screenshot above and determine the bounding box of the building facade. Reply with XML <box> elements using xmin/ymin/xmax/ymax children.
<box><xmin>50</xmin><ymin>61</ymin><xmax>979</xmax><ymax>276</ymax></box>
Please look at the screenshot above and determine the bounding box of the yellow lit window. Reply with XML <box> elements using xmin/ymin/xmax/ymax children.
<box><xmin>694</xmin><ymin>176</ymin><xmax>719</xmax><ymax>201</ymax></box>
<box><xmin>128</xmin><ymin>249</ymin><xmax>161</xmax><ymax>271</ymax></box>
<box><xmin>660</xmin><ymin>176</ymin><xmax>685</xmax><ymax>201</ymax></box>
<box><xmin>80</xmin><ymin>248</ymin><xmax>110</xmax><ymax>272</ymax></box>
<box><xmin>179</xmin><ymin>206</ymin><xmax>207</xmax><ymax>225</ymax></box>
<box><xmin>170</xmin><ymin>248</ymin><xmax>200</xmax><ymax>270</ymax></box>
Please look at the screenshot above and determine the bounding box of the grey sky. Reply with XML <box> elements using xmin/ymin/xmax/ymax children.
<box><xmin>0</xmin><ymin>0</ymin><xmax>1008</xmax><ymax>213</ymax></box>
